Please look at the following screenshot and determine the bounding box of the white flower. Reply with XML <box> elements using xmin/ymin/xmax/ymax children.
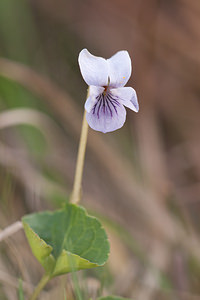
<box><xmin>78</xmin><ymin>49</ymin><xmax>139</xmax><ymax>133</ymax></box>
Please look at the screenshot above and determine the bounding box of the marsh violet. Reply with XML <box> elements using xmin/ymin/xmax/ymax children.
<box><xmin>78</xmin><ymin>49</ymin><xmax>139</xmax><ymax>133</ymax></box>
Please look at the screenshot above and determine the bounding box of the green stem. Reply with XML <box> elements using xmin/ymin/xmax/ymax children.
<box><xmin>29</xmin><ymin>274</ymin><xmax>50</xmax><ymax>300</ymax></box>
<box><xmin>70</xmin><ymin>108</ymin><xmax>89</xmax><ymax>204</ymax></box>
<box><xmin>29</xmin><ymin>96</ymin><xmax>89</xmax><ymax>299</ymax></box>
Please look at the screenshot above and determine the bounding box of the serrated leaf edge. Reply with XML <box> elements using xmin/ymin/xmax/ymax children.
<box><xmin>22</xmin><ymin>204</ymin><xmax>110</xmax><ymax>276</ymax></box>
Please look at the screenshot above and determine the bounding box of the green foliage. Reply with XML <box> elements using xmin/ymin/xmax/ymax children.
<box><xmin>19</xmin><ymin>124</ymin><xmax>47</xmax><ymax>157</ymax></box>
<box><xmin>0</xmin><ymin>0</ymin><xmax>38</xmax><ymax>62</ymax></box>
<box><xmin>0</xmin><ymin>76</ymin><xmax>40</xmax><ymax>109</ymax></box>
<box><xmin>22</xmin><ymin>203</ymin><xmax>110</xmax><ymax>278</ymax></box>
<box><xmin>18</xmin><ymin>279</ymin><xmax>24</xmax><ymax>300</ymax></box>
<box><xmin>159</xmin><ymin>272</ymin><xmax>173</xmax><ymax>290</ymax></box>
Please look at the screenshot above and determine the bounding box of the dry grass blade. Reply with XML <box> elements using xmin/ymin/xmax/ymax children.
<box><xmin>0</xmin><ymin>221</ymin><xmax>23</xmax><ymax>242</ymax></box>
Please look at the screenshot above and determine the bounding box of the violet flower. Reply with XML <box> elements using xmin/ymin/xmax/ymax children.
<box><xmin>78</xmin><ymin>49</ymin><xmax>139</xmax><ymax>133</ymax></box>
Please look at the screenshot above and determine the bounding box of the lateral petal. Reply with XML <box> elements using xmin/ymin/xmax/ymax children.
<box><xmin>84</xmin><ymin>86</ymin><xmax>105</xmax><ymax>113</ymax></box>
<box><xmin>110</xmin><ymin>87</ymin><xmax>139</xmax><ymax>112</ymax></box>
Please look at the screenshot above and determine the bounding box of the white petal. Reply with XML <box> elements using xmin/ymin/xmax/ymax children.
<box><xmin>86</xmin><ymin>99</ymin><xmax>126</xmax><ymax>133</ymax></box>
<box><xmin>110</xmin><ymin>87</ymin><xmax>139</xmax><ymax>112</ymax></box>
<box><xmin>84</xmin><ymin>86</ymin><xmax>105</xmax><ymax>113</ymax></box>
<box><xmin>107</xmin><ymin>51</ymin><xmax>132</xmax><ymax>88</ymax></box>
<box><xmin>78</xmin><ymin>49</ymin><xmax>109</xmax><ymax>86</ymax></box>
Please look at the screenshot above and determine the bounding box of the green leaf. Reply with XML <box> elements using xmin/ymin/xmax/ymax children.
<box><xmin>18</xmin><ymin>279</ymin><xmax>24</xmax><ymax>300</ymax></box>
<box><xmin>98</xmin><ymin>297</ymin><xmax>131</xmax><ymax>300</ymax></box>
<box><xmin>22</xmin><ymin>203</ymin><xmax>110</xmax><ymax>277</ymax></box>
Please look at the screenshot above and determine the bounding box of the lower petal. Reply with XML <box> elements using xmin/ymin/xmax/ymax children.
<box><xmin>110</xmin><ymin>87</ymin><xmax>139</xmax><ymax>112</ymax></box>
<box><xmin>86</xmin><ymin>97</ymin><xmax>126</xmax><ymax>133</ymax></box>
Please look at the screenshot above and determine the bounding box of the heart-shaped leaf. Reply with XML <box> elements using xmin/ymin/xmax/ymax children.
<box><xmin>22</xmin><ymin>203</ymin><xmax>109</xmax><ymax>277</ymax></box>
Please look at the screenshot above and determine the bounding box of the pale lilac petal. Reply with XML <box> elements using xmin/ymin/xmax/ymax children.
<box><xmin>86</xmin><ymin>95</ymin><xmax>126</xmax><ymax>133</ymax></box>
<box><xmin>85</xmin><ymin>86</ymin><xmax>105</xmax><ymax>113</ymax></box>
<box><xmin>110</xmin><ymin>87</ymin><xmax>139</xmax><ymax>112</ymax></box>
<box><xmin>107</xmin><ymin>51</ymin><xmax>132</xmax><ymax>88</ymax></box>
<box><xmin>78</xmin><ymin>49</ymin><xmax>109</xmax><ymax>86</ymax></box>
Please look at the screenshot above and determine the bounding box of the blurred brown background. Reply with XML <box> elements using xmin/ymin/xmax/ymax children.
<box><xmin>0</xmin><ymin>0</ymin><xmax>200</xmax><ymax>299</ymax></box>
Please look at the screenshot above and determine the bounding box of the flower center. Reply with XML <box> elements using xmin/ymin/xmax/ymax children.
<box><xmin>103</xmin><ymin>76</ymin><xmax>110</xmax><ymax>96</ymax></box>
<box><xmin>103</xmin><ymin>86</ymin><xmax>108</xmax><ymax>95</ymax></box>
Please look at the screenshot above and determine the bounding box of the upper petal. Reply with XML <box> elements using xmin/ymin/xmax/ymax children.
<box><xmin>78</xmin><ymin>49</ymin><xmax>109</xmax><ymax>86</ymax></box>
<box><xmin>110</xmin><ymin>87</ymin><xmax>139</xmax><ymax>112</ymax></box>
<box><xmin>107</xmin><ymin>51</ymin><xmax>132</xmax><ymax>88</ymax></box>
<box><xmin>85</xmin><ymin>86</ymin><xmax>105</xmax><ymax>113</ymax></box>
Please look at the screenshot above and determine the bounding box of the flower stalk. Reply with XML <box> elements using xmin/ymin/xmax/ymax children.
<box><xmin>29</xmin><ymin>274</ymin><xmax>50</xmax><ymax>300</ymax></box>
<box><xmin>70</xmin><ymin>95</ymin><xmax>89</xmax><ymax>204</ymax></box>
<box><xmin>29</xmin><ymin>94</ymin><xmax>89</xmax><ymax>300</ymax></box>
